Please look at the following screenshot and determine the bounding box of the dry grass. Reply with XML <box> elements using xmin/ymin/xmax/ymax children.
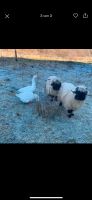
<box><xmin>75</xmin><ymin>79</ymin><xmax>82</xmax><ymax>84</ymax></box>
<box><xmin>35</xmin><ymin>100</ymin><xmax>62</xmax><ymax>119</ymax></box>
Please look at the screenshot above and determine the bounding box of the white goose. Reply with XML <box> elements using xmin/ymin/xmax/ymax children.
<box><xmin>16</xmin><ymin>74</ymin><xmax>39</xmax><ymax>103</ymax></box>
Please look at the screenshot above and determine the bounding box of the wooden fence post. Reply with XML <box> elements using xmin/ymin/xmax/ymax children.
<box><xmin>15</xmin><ymin>49</ymin><xmax>18</xmax><ymax>61</ymax></box>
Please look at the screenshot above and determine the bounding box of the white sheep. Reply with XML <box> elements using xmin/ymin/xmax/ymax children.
<box><xmin>45</xmin><ymin>76</ymin><xmax>61</xmax><ymax>101</ymax></box>
<box><xmin>57</xmin><ymin>82</ymin><xmax>88</xmax><ymax>117</ymax></box>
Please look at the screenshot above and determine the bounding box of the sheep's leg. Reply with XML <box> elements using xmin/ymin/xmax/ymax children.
<box><xmin>59</xmin><ymin>102</ymin><xmax>62</xmax><ymax>106</ymax></box>
<box><xmin>50</xmin><ymin>95</ymin><xmax>54</xmax><ymax>101</ymax></box>
<box><xmin>68</xmin><ymin>114</ymin><xmax>74</xmax><ymax>118</ymax></box>
<box><xmin>67</xmin><ymin>109</ymin><xmax>74</xmax><ymax>118</ymax></box>
<box><xmin>54</xmin><ymin>96</ymin><xmax>57</xmax><ymax>101</ymax></box>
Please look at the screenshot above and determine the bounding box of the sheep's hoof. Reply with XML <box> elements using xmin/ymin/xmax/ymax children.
<box><xmin>59</xmin><ymin>102</ymin><xmax>62</xmax><ymax>106</ymax></box>
<box><xmin>68</xmin><ymin>113</ymin><xmax>74</xmax><ymax>118</ymax></box>
<box><xmin>50</xmin><ymin>98</ymin><xmax>54</xmax><ymax>101</ymax></box>
<box><xmin>68</xmin><ymin>109</ymin><xmax>73</xmax><ymax>113</ymax></box>
<box><xmin>67</xmin><ymin>110</ymin><xmax>74</xmax><ymax>118</ymax></box>
<box><xmin>49</xmin><ymin>95</ymin><xmax>54</xmax><ymax>101</ymax></box>
<box><xmin>68</xmin><ymin>115</ymin><xmax>72</xmax><ymax>118</ymax></box>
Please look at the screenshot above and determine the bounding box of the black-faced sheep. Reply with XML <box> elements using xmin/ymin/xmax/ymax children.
<box><xmin>57</xmin><ymin>82</ymin><xmax>88</xmax><ymax>117</ymax></box>
<box><xmin>45</xmin><ymin>76</ymin><xmax>61</xmax><ymax>101</ymax></box>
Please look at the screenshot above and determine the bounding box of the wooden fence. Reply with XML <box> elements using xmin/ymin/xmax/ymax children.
<box><xmin>0</xmin><ymin>49</ymin><xmax>92</xmax><ymax>63</ymax></box>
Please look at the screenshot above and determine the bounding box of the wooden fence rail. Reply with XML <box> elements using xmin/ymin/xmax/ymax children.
<box><xmin>0</xmin><ymin>49</ymin><xmax>92</xmax><ymax>63</ymax></box>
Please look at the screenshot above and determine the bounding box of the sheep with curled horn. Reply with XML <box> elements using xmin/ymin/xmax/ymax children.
<box><xmin>57</xmin><ymin>82</ymin><xmax>88</xmax><ymax>118</ymax></box>
<box><xmin>45</xmin><ymin>75</ymin><xmax>62</xmax><ymax>101</ymax></box>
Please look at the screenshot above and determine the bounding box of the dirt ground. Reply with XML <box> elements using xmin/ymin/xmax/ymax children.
<box><xmin>0</xmin><ymin>58</ymin><xmax>92</xmax><ymax>143</ymax></box>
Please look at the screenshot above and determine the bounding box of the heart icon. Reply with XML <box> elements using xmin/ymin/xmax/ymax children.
<box><xmin>73</xmin><ymin>13</ymin><xmax>78</xmax><ymax>18</ymax></box>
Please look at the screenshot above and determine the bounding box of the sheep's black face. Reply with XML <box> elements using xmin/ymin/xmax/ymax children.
<box><xmin>74</xmin><ymin>91</ymin><xmax>87</xmax><ymax>101</ymax></box>
<box><xmin>51</xmin><ymin>81</ymin><xmax>61</xmax><ymax>91</ymax></box>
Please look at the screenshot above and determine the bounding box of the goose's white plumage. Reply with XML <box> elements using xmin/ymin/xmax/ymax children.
<box><xmin>17</xmin><ymin>74</ymin><xmax>37</xmax><ymax>93</ymax></box>
<box><xmin>16</xmin><ymin>75</ymin><xmax>39</xmax><ymax>103</ymax></box>
<box><xmin>16</xmin><ymin>92</ymin><xmax>39</xmax><ymax>103</ymax></box>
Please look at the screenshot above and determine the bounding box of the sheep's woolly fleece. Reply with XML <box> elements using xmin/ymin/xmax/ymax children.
<box><xmin>45</xmin><ymin>75</ymin><xmax>61</xmax><ymax>97</ymax></box>
<box><xmin>57</xmin><ymin>83</ymin><xmax>87</xmax><ymax>114</ymax></box>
